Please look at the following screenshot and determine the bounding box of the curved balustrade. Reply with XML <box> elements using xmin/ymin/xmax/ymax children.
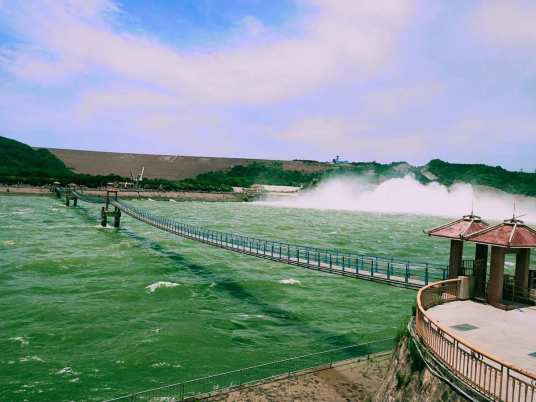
<box><xmin>416</xmin><ymin>279</ymin><xmax>536</xmax><ymax>401</ymax></box>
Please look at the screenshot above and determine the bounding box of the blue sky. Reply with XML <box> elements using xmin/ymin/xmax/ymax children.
<box><xmin>0</xmin><ymin>0</ymin><xmax>535</xmax><ymax>170</ymax></box>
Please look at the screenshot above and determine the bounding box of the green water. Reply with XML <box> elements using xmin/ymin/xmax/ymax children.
<box><xmin>1</xmin><ymin>196</ymin><xmax>462</xmax><ymax>401</ymax></box>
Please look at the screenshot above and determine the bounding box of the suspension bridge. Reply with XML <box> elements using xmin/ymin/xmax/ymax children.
<box><xmin>56</xmin><ymin>187</ymin><xmax>448</xmax><ymax>289</ymax></box>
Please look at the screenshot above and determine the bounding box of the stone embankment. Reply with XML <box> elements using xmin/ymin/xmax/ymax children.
<box><xmin>202</xmin><ymin>354</ymin><xmax>391</xmax><ymax>402</ymax></box>
<box><xmin>194</xmin><ymin>328</ymin><xmax>468</xmax><ymax>402</ymax></box>
<box><xmin>0</xmin><ymin>186</ymin><xmax>246</xmax><ymax>202</ymax></box>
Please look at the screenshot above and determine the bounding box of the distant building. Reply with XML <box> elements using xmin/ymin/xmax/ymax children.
<box><xmin>332</xmin><ymin>155</ymin><xmax>349</xmax><ymax>164</ymax></box>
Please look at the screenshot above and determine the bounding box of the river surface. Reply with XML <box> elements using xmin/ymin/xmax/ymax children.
<box><xmin>0</xmin><ymin>195</ymin><xmax>512</xmax><ymax>401</ymax></box>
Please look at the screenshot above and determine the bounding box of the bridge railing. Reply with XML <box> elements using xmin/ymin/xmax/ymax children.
<box><xmin>104</xmin><ymin>338</ymin><xmax>395</xmax><ymax>402</ymax></box>
<box><xmin>111</xmin><ymin>199</ymin><xmax>447</xmax><ymax>287</ymax></box>
<box><xmin>416</xmin><ymin>279</ymin><xmax>536</xmax><ymax>401</ymax></box>
<box><xmin>66</xmin><ymin>192</ymin><xmax>448</xmax><ymax>287</ymax></box>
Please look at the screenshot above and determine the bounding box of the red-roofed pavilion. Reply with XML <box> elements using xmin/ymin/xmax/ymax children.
<box><xmin>427</xmin><ymin>214</ymin><xmax>489</xmax><ymax>279</ymax></box>
<box><xmin>465</xmin><ymin>217</ymin><xmax>536</xmax><ymax>307</ymax></box>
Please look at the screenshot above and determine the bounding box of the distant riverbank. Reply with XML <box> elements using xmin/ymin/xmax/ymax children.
<box><xmin>0</xmin><ymin>185</ymin><xmax>247</xmax><ymax>202</ymax></box>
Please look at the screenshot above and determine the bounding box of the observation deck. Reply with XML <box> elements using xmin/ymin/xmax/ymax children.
<box><xmin>415</xmin><ymin>279</ymin><xmax>536</xmax><ymax>401</ymax></box>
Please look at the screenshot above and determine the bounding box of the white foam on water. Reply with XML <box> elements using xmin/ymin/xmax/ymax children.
<box><xmin>258</xmin><ymin>175</ymin><xmax>536</xmax><ymax>222</ymax></box>
<box><xmin>151</xmin><ymin>362</ymin><xmax>170</xmax><ymax>368</ymax></box>
<box><xmin>56</xmin><ymin>367</ymin><xmax>79</xmax><ymax>376</ymax></box>
<box><xmin>169</xmin><ymin>199</ymin><xmax>177</xmax><ymax>202</ymax></box>
<box><xmin>3</xmin><ymin>240</ymin><xmax>15</xmax><ymax>246</ymax></box>
<box><xmin>237</xmin><ymin>314</ymin><xmax>267</xmax><ymax>320</ymax></box>
<box><xmin>93</xmin><ymin>224</ymin><xmax>115</xmax><ymax>230</ymax></box>
<box><xmin>19</xmin><ymin>356</ymin><xmax>44</xmax><ymax>363</ymax></box>
<box><xmin>279</xmin><ymin>278</ymin><xmax>301</xmax><ymax>285</ymax></box>
<box><xmin>9</xmin><ymin>336</ymin><xmax>28</xmax><ymax>346</ymax></box>
<box><xmin>146</xmin><ymin>281</ymin><xmax>180</xmax><ymax>293</ymax></box>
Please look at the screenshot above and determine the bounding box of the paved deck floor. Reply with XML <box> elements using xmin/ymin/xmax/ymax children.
<box><xmin>427</xmin><ymin>300</ymin><xmax>536</xmax><ymax>374</ymax></box>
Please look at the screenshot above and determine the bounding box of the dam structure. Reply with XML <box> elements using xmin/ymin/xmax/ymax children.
<box><xmin>57</xmin><ymin>187</ymin><xmax>448</xmax><ymax>290</ymax></box>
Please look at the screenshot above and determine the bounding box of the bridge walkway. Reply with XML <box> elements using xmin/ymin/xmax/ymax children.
<box><xmin>65</xmin><ymin>189</ymin><xmax>447</xmax><ymax>290</ymax></box>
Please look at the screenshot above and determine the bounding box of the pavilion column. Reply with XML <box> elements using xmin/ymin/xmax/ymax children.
<box><xmin>514</xmin><ymin>248</ymin><xmax>530</xmax><ymax>294</ymax></box>
<box><xmin>448</xmin><ymin>239</ymin><xmax>463</xmax><ymax>279</ymax></box>
<box><xmin>487</xmin><ymin>246</ymin><xmax>505</xmax><ymax>306</ymax></box>
<box><xmin>474</xmin><ymin>244</ymin><xmax>488</xmax><ymax>297</ymax></box>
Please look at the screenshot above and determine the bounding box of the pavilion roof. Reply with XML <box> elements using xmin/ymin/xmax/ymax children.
<box><xmin>464</xmin><ymin>218</ymin><xmax>536</xmax><ymax>249</ymax></box>
<box><xmin>427</xmin><ymin>214</ymin><xmax>489</xmax><ymax>240</ymax></box>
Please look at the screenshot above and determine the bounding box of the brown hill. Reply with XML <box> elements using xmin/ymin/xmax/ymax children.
<box><xmin>48</xmin><ymin>148</ymin><xmax>329</xmax><ymax>180</ymax></box>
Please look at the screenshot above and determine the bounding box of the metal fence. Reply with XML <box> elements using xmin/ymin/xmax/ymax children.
<box><xmin>104</xmin><ymin>338</ymin><xmax>395</xmax><ymax>402</ymax></box>
<box><xmin>416</xmin><ymin>279</ymin><xmax>536</xmax><ymax>401</ymax></box>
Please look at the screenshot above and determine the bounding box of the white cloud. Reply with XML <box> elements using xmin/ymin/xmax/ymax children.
<box><xmin>363</xmin><ymin>84</ymin><xmax>442</xmax><ymax>118</ymax></box>
<box><xmin>0</xmin><ymin>0</ymin><xmax>416</xmax><ymax>105</ymax></box>
<box><xmin>273</xmin><ymin>115</ymin><xmax>430</xmax><ymax>160</ymax></box>
<box><xmin>471</xmin><ymin>0</ymin><xmax>536</xmax><ymax>49</ymax></box>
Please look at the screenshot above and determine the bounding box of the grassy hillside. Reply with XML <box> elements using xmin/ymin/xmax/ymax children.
<box><xmin>0</xmin><ymin>136</ymin><xmax>71</xmax><ymax>184</ymax></box>
<box><xmin>423</xmin><ymin>159</ymin><xmax>536</xmax><ymax>196</ymax></box>
<box><xmin>0</xmin><ymin>136</ymin><xmax>126</xmax><ymax>187</ymax></box>
<box><xmin>0</xmin><ymin>136</ymin><xmax>68</xmax><ymax>172</ymax></box>
<box><xmin>178</xmin><ymin>161</ymin><xmax>322</xmax><ymax>190</ymax></box>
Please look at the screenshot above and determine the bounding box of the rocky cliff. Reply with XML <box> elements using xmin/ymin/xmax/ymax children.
<box><xmin>375</xmin><ymin>329</ymin><xmax>468</xmax><ymax>402</ymax></box>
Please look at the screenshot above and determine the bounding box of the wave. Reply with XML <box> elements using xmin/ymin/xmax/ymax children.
<box><xmin>146</xmin><ymin>281</ymin><xmax>180</xmax><ymax>293</ymax></box>
<box><xmin>20</xmin><ymin>356</ymin><xmax>44</xmax><ymax>363</ymax></box>
<box><xmin>258</xmin><ymin>175</ymin><xmax>536</xmax><ymax>222</ymax></box>
<box><xmin>279</xmin><ymin>278</ymin><xmax>301</xmax><ymax>285</ymax></box>
<box><xmin>9</xmin><ymin>336</ymin><xmax>28</xmax><ymax>346</ymax></box>
<box><xmin>56</xmin><ymin>367</ymin><xmax>79</xmax><ymax>376</ymax></box>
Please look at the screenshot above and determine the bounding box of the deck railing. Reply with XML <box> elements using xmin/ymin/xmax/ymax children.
<box><xmin>104</xmin><ymin>338</ymin><xmax>395</xmax><ymax>402</ymax></box>
<box><xmin>416</xmin><ymin>279</ymin><xmax>536</xmax><ymax>401</ymax></box>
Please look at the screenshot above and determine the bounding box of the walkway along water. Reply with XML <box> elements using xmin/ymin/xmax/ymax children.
<box><xmin>58</xmin><ymin>188</ymin><xmax>448</xmax><ymax>290</ymax></box>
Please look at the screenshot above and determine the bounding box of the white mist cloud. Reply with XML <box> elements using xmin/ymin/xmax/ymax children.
<box><xmin>259</xmin><ymin>175</ymin><xmax>536</xmax><ymax>222</ymax></box>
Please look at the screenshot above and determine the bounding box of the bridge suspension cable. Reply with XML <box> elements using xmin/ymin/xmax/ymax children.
<box><xmin>62</xmin><ymin>188</ymin><xmax>448</xmax><ymax>289</ymax></box>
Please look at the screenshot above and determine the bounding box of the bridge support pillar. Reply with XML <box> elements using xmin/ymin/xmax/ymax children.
<box><xmin>101</xmin><ymin>207</ymin><xmax>108</xmax><ymax>227</ymax></box>
<box><xmin>64</xmin><ymin>188</ymin><xmax>78</xmax><ymax>207</ymax></box>
<box><xmin>113</xmin><ymin>207</ymin><xmax>121</xmax><ymax>228</ymax></box>
<box><xmin>101</xmin><ymin>204</ymin><xmax>121</xmax><ymax>228</ymax></box>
